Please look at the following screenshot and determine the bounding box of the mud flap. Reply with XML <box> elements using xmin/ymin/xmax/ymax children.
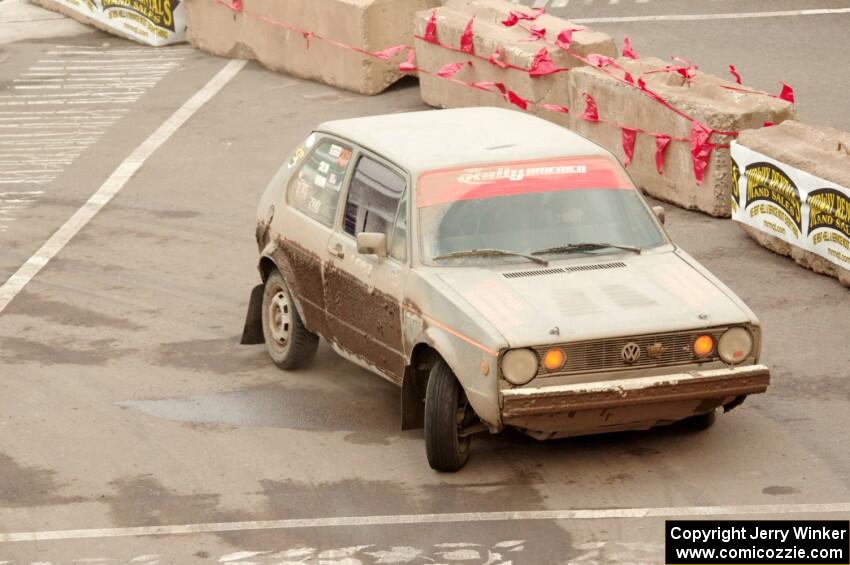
<box><xmin>401</xmin><ymin>365</ymin><xmax>427</xmax><ymax>430</ymax></box>
<box><xmin>241</xmin><ymin>284</ymin><xmax>265</xmax><ymax>345</ymax></box>
<box><xmin>723</xmin><ymin>394</ymin><xmax>747</xmax><ymax>413</ymax></box>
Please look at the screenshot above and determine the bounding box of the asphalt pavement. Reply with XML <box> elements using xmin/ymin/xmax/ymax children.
<box><xmin>1</xmin><ymin>1</ymin><xmax>849</xmax><ymax>563</ymax></box>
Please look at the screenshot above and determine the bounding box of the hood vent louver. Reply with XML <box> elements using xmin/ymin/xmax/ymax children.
<box><xmin>562</xmin><ymin>261</ymin><xmax>627</xmax><ymax>274</ymax></box>
<box><xmin>502</xmin><ymin>267</ymin><xmax>565</xmax><ymax>279</ymax></box>
<box><xmin>503</xmin><ymin>261</ymin><xmax>627</xmax><ymax>279</ymax></box>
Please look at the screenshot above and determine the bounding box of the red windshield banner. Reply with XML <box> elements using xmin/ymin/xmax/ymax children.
<box><xmin>417</xmin><ymin>156</ymin><xmax>633</xmax><ymax>208</ymax></box>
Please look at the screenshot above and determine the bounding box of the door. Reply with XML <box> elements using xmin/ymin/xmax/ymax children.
<box><xmin>275</xmin><ymin>135</ymin><xmax>354</xmax><ymax>337</ymax></box>
<box><xmin>324</xmin><ymin>152</ymin><xmax>409</xmax><ymax>383</ymax></box>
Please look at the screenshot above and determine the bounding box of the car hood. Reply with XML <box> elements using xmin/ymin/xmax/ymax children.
<box><xmin>436</xmin><ymin>250</ymin><xmax>751</xmax><ymax>347</ymax></box>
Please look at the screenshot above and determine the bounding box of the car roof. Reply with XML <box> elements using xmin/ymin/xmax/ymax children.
<box><xmin>316</xmin><ymin>107</ymin><xmax>612</xmax><ymax>176</ymax></box>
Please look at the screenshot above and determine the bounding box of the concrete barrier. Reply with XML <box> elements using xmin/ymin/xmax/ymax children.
<box><xmin>412</xmin><ymin>0</ymin><xmax>616</xmax><ymax>124</ymax></box>
<box><xmin>185</xmin><ymin>0</ymin><xmax>439</xmax><ymax>95</ymax></box>
<box><xmin>733</xmin><ymin>121</ymin><xmax>850</xmax><ymax>287</ymax></box>
<box><xmin>566</xmin><ymin>57</ymin><xmax>795</xmax><ymax>217</ymax></box>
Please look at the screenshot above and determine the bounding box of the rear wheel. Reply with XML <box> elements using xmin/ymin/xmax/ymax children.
<box><xmin>681</xmin><ymin>409</ymin><xmax>716</xmax><ymax>431</ymax></box>
<box><xmin>261</xmin><ymin>270</ymin><xmax>318</xmax><ymax>370</ymax></box>
<box><xmin>425</xmin><ymin>360</ymin><xmax>473</xmax><ymax>472</ymax></box>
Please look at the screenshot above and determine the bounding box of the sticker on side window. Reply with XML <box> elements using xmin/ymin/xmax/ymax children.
<box><xmin>318</xmin><ymin>161</ymin><xmax>330</xmax><ymax>174</ymax></box>
<box><xmin>417</xmin><ymin>155</ymin><xmax>633</xmax><ymax>208</ymax></box>
<box><xmin>308</xmin><ymin>197</ymin><xmax>322</xmax><ymax>214</ymax></box>
<box><xmin>329</xmin><ymin>144</ymin><xmax>343</xmax><ymax>158</ymax></box>
<box><xmin>337</xmin><ymin>148</ymin><xmax>352</xmax><ymax>168</ymax></box>
<box><xmin>314</xmin><ymin>175</ymin><xmax>327</xmax><ymax>189</ymax></box>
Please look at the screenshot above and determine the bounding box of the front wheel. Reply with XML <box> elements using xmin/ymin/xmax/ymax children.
<box><xmin>425</xmin><ymin>360</ymin><xmax>473</xmax><ymax>472</ymax></box>
<box><xmin>261</xmin><ymin>270</ymin><xmax>318</xmax><ymax>370</ymax></box>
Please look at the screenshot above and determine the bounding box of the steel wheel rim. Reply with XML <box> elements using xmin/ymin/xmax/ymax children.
<box><xmin>268</xmin><ymin>288</ymin><xmax>292</xmax><ymax>347</ymax></box>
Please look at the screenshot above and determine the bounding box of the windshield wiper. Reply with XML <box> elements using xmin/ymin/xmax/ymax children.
<box><xmin>531</xmin><ymin>242</ymin><xmax>642</xmax><ymax>256</ymax></box>
<box><xmin>433</xmin><ymin>248</ymin><xmax>549</xmax><ymax>265</ymax></box>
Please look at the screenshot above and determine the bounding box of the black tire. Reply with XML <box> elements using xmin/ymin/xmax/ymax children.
<box><xmin>681</xmin><ymin>409</ymin><xmax>717</xmax><ymax>431</ymax></box>
<box><xmin>261</xmin><ymin>270</ymin><xmax>318</xmax><ymax>370</ymax></box>
<box><xmin>425</xmin><ymin>359</ymin><xmax>473</xmax><ymax>472</ymax></box>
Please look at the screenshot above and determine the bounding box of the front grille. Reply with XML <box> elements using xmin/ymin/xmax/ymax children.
<box><xmin>534</xmin><ymin>328</ymin><xmax>725</xmax><ymax>376</ymax></box>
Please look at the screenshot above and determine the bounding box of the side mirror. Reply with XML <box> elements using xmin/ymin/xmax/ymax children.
<box><xmin>356</xmin><ymin>232</ymin><xmax>387</xmax><ymax>258</ymax></box>
<box><xmin>652</xmin><ymin>205</ymin><xmax>666</xmax><ymax>225</ymax></box>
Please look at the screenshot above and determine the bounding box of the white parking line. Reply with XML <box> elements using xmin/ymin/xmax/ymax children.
<box><xmin>571</xmin><ymin>7</ymin><xmax>850</xmax><ymax>24</ymax></box>
<box><xmin>0</xmin><ymin>59</ymin><xmax>246</xmax><ymax>312</ymax></box>
<box><xmin>2</xmin><ymin>502</ymin><xmax>849</xmax><ymax>543</ymax></box>
<box><xmin>0</xmin><ymin>47</ymin><xmax>189</xmax><ymax>234</ymax></box>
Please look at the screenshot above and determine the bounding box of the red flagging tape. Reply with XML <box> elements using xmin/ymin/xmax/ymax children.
<box><xmin>460</xmin><ymin>18</ymin><xmax>475</xmax><ymax>54</ymax></box>
<box><xmin>621</xmin><ymin>127</ymin><xmax>638</xmax><ymax>167</ymax></box>
<box><xmin>436</xmin><ymin>61</ymin><xmax>470</xmax><ymax>78</ymax></box>
<box><xmin>690</xmin><ymin>121</ymin><xmax>714</xmax><ymax>185</ymax></box>
<box><xmin>728</xmin><ymin>65</ymin><xmax>742</xmax><ymax>84</ymax></box>
<box><xmin>529</xmin><ymin>47</ymin><xmax>560</xmax><ymax>77</ymax></box>
<box><xmin>501</xmin><ymin>8</ymin><xmax>545</xmax><ymax>27</ymax></box>
<box><xmin>622</xmin><ymin>36</ymin><xmax>638</xmax><ymax>60</ymax></box>
<box><xmin>423</xmin><ymin>10</ymin><xmax>438</xmax><ymax>43</ymax></box>
<box><xmin>210</xmin><ymin>0</ymin><xmax>794</xmax><ymax>183</ymax></box>
<box><xmin>581</xmin><ymin>93</ymin><xmax>599</xmax><ymax>122</ymax></box>
<box><xmin>654</xmin><ymin>134</ymin><xmax>672</xmax><ymax>175</ymax></box>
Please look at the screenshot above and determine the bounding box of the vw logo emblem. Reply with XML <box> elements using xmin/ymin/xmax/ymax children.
<box><xmin>621</xmin><ymin>342</ymin><xmax>642</xmax><ymax>364</ymax></box>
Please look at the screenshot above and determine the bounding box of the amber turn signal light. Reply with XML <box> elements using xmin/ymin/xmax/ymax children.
<box><xmin>543</xmin><ymin>348</ymin><xmax>566</xmax><ymax>371</ymax></box>
<box><xmin>693</xmin><ymin>335</ymin><xmax>715</xmax><ymax>358</ymax></box>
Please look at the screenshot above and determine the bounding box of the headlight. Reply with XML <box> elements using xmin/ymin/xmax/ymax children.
<box><xmin>501</xmin><ymin>349</ymin><xmax>538</xmax><ymax>385</ymax></box>
<box><xmin>718</xmin><ymin>327</ymin><xmax>753</xmax><ymax>364</ymax></box>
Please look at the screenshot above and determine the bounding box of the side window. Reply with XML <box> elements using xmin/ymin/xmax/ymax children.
<box><xmin>287</xmin><ymin>139</ymin><xmax>353</xmax><ymax>227</ymax></box>
<box><xmin>343</xmin><ymin>156</ymin><xmax>408</xmax><ymax>261</ymax></box>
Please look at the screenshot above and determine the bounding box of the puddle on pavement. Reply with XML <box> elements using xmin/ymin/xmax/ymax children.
<box><xmin>117</xmin><ymin>380</ymin><xmax>400</xmax><ymax>434</ymax></box>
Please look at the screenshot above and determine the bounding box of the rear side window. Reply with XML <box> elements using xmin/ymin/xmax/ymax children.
<box><xmin>287</xmin><ymin>139</ymin><xmax>354</xmax><ymax>227</ymax></box>
<box><xmin>342</xmin><ymin>156</ymin><xmax>408</xmax><ymax>261</ymax></box>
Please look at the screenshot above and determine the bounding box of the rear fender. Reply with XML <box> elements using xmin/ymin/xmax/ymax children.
<box><xmin>242</xmin><ymin>242</ymin><xmax>304</xmax><ymax>346</ymax></box>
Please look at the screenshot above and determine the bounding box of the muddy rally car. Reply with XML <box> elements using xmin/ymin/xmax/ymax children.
<box><xmin>243</xmin><ymin>107</ymin><xmax>770</xmax><ymax>471</ymax></box>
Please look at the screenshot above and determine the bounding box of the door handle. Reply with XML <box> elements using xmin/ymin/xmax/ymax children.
<box><xmin>329</xmin><ymin>244</ymin><xmax>344</xmax><ymax>259</ymax></box>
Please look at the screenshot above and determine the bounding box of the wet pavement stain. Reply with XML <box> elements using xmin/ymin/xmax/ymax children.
<box><xmin>117</xmin><ymin>381</ymin><xmax>401</xmax><ymax>435</ymax></box>
<box><xmin>769</xmin><ymin>372</ymin><xmax>850</xmax><ymax>402</ymax></box>
<box><xmin>144</xmin><ymin>208</ymin><xmax>201</xmax><ymax>219</ymax></box>
<box><xmin>625</xmin><ymin>445</ymin><xmax>661</xmax><ymax>457</ymax></box>
<box><xmin>4</xmin><ymin>295</ymin><xmax>143</xmax><ymax>330</ymax></box>
<box><xmin>106</xmin><ymin>475</ymin><xmax>248</xmax><ymax>528</ymax></box>
<box><xmin>209</xmin><ymin>476</ymin><xmax>571</xmax><ymax>556</ymax></box>
<box><xmin>153</xmin><ymin>337</ymin><xmax>272</xmax><ymax>375</ymax></box>
<box><xmin>0</xmin><ymin>336</ymin><xmax>133</xmax><ymax>366</ymax></box>
<box><xmin>762</xmin><ymin>485</ymin><xmax>801</xmax><ymax>495</ymax></box>
<box><xmin>0</xmin><ymin>453</ymin><xmax>84</xmax><ymax>507</ymax></box>
<box><xmin>256</xmin><ymin>474</ymin><xmax>554</xmax><ymax>521</ymax></box>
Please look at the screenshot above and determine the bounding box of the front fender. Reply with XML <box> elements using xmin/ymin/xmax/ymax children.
<box><xmin>405</xmin><ymin>309</ymin><xmax>502</xmax><ymax>429</ymax></box>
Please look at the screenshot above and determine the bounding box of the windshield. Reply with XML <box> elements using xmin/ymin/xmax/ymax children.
<box><xmin>418</xmin><ymin>156</ymin><xmax>666</xmax><ymax>265</ymax></box>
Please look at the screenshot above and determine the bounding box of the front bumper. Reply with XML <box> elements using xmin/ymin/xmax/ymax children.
<box><xmin>500</xmin><ymin>364</ymin><xmax>770</xmax><ymax>437</ymax></box>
